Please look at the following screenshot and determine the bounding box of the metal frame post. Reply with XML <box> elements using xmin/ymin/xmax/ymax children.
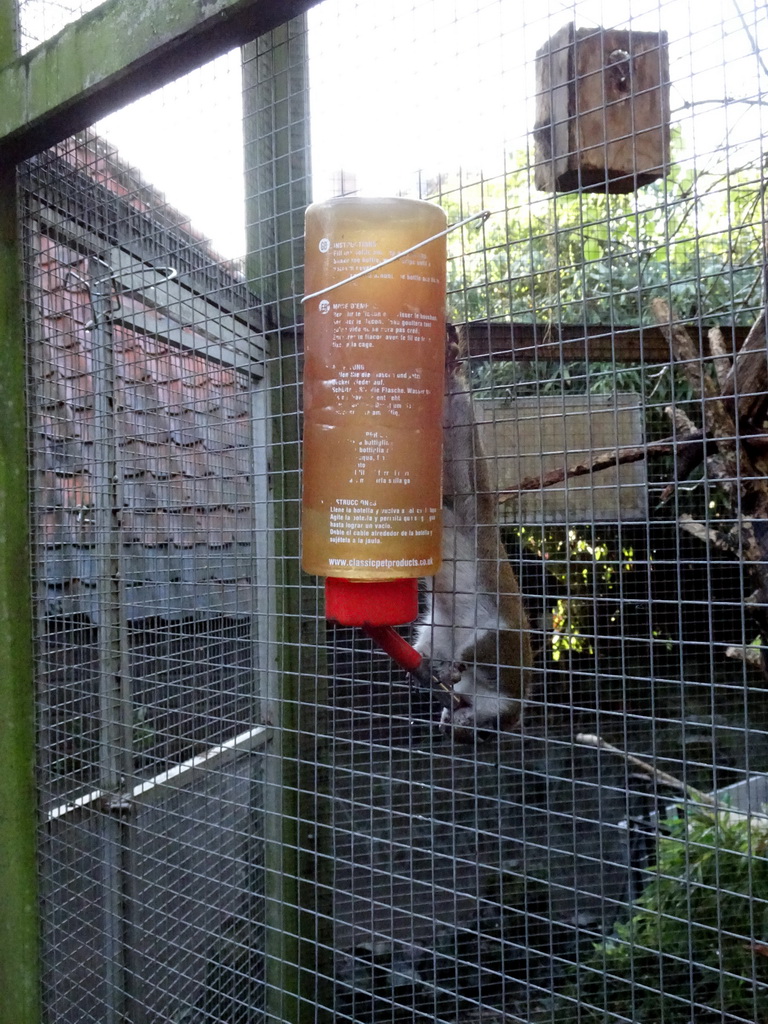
<box><xmin>243</xmin><ymin>16</ymin><xmax>332</xmax><ymax>1023</ymax></box>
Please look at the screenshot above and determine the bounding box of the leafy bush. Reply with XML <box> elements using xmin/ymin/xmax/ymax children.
<box><xmin>562</xmin><ymin>808</ymin><xmax>768</xmax><ymax>1023</ymax></box>
<box><xmin>437</xmin><ymin>151</ymin><xmax>765</xmax><ymax>330</ymax></box>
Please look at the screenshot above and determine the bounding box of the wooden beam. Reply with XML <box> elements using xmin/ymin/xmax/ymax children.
<box><xmin>0</xmin><ymin>3</ymin><xmax>40</xmax><ymax>1020</ymax></box>
<box><xmin>243</xmin><ymin>19</ymin><xmax>332</xmax><ymax>1024</ymax></box>
<box><xmin>290</xmin><ymin>321</ymin><xmax>753</xmax><ymax>364</ymax></box>
<box><xmin>0</xmin><ymin>0</ymin><xmax>320</xmax><ymax>162</ymax></box>
<box><xmin>462</xmin><ymin>320</ymin><xmax>752</xmax><ymax>363</ymax></box>
<box><xmin>0</xmin><ymin>170</ymin><xmax>39</xmax><ymax>1024</ymax></box>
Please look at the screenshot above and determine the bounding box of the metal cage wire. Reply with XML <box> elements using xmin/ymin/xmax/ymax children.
<box><xmin>7</xmin><ymin>0</ymin><xmax>768</xmax><ymax>1022</ymax></box>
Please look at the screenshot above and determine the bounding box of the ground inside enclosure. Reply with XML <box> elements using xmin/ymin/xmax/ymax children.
<box><xmin>327</xmin><ymin>592</ymin><xmax>768</xmax><ymax>1023</ymax></box>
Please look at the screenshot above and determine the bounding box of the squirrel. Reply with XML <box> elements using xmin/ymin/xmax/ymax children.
<box><xmin>413</xmin><ymin>325</ymin><xmax>533</xmax><ymax>736</ymax></box>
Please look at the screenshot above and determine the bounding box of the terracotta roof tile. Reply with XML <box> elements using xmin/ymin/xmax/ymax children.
<box><xmin>41</xmin><ymin>437</ymin><xmax>87</xmax><ymax>476</ymax></box>
<box><xmin>136</xmin><ymin>442</ymin><xmax>181</xmax><ymax>480</ymax></box>
<box><xmin>29</xmin><ymin>220</ymin><xmax>258</xmax><ymax>594</ymax></box>
<box><xmin>115</xmin><ymin>408</ymin><xmax>171</xmax><ymax>443</ymax></box>
<box><xmin>118</xmin><ymin>381</ymin><xmax>162</xmax><ymax>413</ymax></box>
<box><xmin>117</xmin><ymin>346</ymin><xmax>153</xmax><ymax>384</ymax></box>
<box><xmin>179</xmin><ymin>446</ymin><xmax>213</xmax><ymax>480</ymax></box>
<box><xmin>167</xmin><ymin>410</ymin><xmax>205</xmax><ymax>447</ymax></box>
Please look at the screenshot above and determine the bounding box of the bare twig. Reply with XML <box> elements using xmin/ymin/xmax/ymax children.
<box><xmin>499</xmin><ymin>434</ymin><xmax>713</xmax><ymax>502</ymax></box>
<box><xmin>575</xmin><ymin>732</ymin><xmax>716</xmax><ymax>807</ymax></box>
<box><xmin>733</xmin><ymin>2</ymin><xmax>768</xmax><ymax>81</ymax></box>
<box><xmin>498</xmin><ymin>445</ymin><xmax>656</xmax><ymax>501</ymax></box>
<box><xmin>652</xmin><ymin>299</ymin><xmax>743</xmax><ymax>502</ymax></box>
<box><xmin>652</xmin><ymin>299</ymin><xmax>735</xmax><ymax>437</ymax></box>
<box><xmin>651</xmin><ymin>299</ymin><xmax>715</xmax><ymax>399</ymax></box>
<box><xmin>719</xmin><ymin>313</ymin><xmax>768</xmax><ymax>429</ymax></box>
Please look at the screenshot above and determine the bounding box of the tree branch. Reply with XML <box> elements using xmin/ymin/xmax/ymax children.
<box><xmin>498</xmin><ymin>434</ymin><xmax>711</xmax><ymax>502</ymax></box>
<box><xmin>575</xmin><ymin>733</ymin><xmax>715</xmax><ymax>806</ymax></box>
<box><xmin>708</xmin><ymin>326</ymin><xmax>732</xmax><ymax>390</ymax></box>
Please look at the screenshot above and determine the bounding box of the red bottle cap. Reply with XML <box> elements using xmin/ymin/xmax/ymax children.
<box><xmin>325</xmin><ymin>577</ymin><xmax>419</xmax><ymax>626</ymax></box>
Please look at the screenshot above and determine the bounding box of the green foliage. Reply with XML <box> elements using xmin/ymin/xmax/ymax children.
<box><xmin>471</xmin><ymin>357</ymin><xmax>661</xmax><ymax>399</ymax></box>
<box><xmin>563</xmin><ymin>809</ymin><xmax>768</xmax><ymax>1023</ymax></box>
<box><xmin>440</xmin><ymin>152</ymin><xmax>765</xmax><ymax>330</ymax></box>
<box><xmin>438</xmin><ymin>151</ymin><xmax>763</xmax><ymax>458</ymax></box>
<box><xmin>515</xmin><ymin>525</ymin><xmax>620</xmax><ymax>663</ymax></box>
<box><xmin>433</xmin><ymin>148</ymin><xmax>768</xmax><ymax>677</ymax></box>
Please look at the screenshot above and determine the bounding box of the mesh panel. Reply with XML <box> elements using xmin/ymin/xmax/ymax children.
<box><xmin>308</xmin><ymin>2</ymin><xmax>768</xmax><ymax>1022</ymax></box>
<box><xmin>18</xmin><ymin>0</ymin><xmax>107</xmax><ymax>52</ymax></box>
<box><xmin>10</xmin><ymin>1</ymin><xmax>768</xmax><ymax>1023</ymax></box>
<box><xmin>24</xmin><ymin>78</ymin><xmax>268</xmax><ymax>1020</ymax></box>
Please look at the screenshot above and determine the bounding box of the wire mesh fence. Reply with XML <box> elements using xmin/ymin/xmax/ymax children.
<box><xmin>23</xmin><ymin>119</ymin><xmax>270</xmax><ymax>1022</ymax></box>
<box><xmin>11</xmin><ymin>0</ymin><xmax>768</xmax><ymax>1022</ymax></box>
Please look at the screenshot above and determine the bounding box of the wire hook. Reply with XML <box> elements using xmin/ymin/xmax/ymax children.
<box><xmin>302</xmin><ymin>209</ymin><xmax>491</xmax><ymax>303</ymax></box>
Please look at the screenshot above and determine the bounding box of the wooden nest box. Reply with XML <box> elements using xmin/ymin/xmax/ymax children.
<box><xmin>534</xmin><ymin>24</ymin><xmax>670</xmax><ymax>194</ymax></box>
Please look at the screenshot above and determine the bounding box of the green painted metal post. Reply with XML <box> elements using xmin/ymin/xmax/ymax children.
<box><xmin>243</xmin><ymin>16</ymin><xmax>332</xmax><ymax>1024</ymax></box>
<box><xmin>0</xmin><ymin>3</ymin><xmax>40</xmax><ymax>1024</ymax></box>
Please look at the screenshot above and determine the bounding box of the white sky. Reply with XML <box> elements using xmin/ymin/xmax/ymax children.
<box><xmin>19</xmin><ymin>0</ymin><xmax>768</xmax><ymax>260</ymax></box>
<box><xmin>307</xmin><ymin>0</ymin><xmax>768</xmax><ymax>199</ymax></box>
<box><xmin>96</xmin><ymin>51</ymin><xmax>246</xmax><ymax>260</ymax></box>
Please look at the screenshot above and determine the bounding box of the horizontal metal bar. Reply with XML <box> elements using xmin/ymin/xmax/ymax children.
<box><xmin>27</xmin><ymin>199</ymin><xmax>266</xmax><ymax>336</ymax></box>
<box><xmin>46</xmin><ymin>723</ymin><xmax>270</xmax><ymax>822</ymax></box>
<box><xmin>114</xmin><ymin>297</ymin><xmax>264</xmax><ymax>375</ymax></box>
<box><xmin>106</xmin><ymin>248</ymin><xmax>265</xmax><ymax>373</ymax></box>
<box><xmin>1</xmin><ymin>0</ymin><xmax>320</xmax><ymax>162</ymax></box>
<box><xmin>106</xmin><ymin>249</ymin><xmax>258</xmax><ymax>344</ymax></box>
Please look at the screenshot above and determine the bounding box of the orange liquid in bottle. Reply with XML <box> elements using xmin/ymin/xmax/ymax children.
<box><xmin>302</xmin><ymin>197</ymin><xmax>447</xmax><ymax>581</ymax></box>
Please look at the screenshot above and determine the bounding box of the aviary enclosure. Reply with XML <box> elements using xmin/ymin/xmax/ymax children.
<box><xmin>1</xmin><ymin>0</ymin><xmax>768</xmax><ymax>1022</ymax></box>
